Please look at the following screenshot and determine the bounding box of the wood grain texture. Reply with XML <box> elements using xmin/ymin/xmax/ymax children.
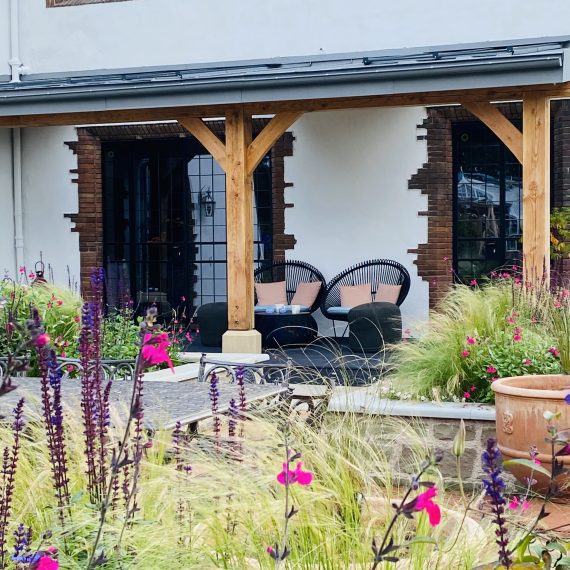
<box><xmin>523</xmin><ymin>93</ymin><xmax>550</xmax><ymax>281</ymax></box>
<box><xmin>463</xmin><ymin>102</ymin><xmax>523</xmax><ymax>163</ymax></box>
<box><xmin>246</xmin><ymin>112</ymin><xmax>302</xmax><ymax>174</ymax></box>
<box><xmin>225</xmin><ymin>108</ymin><xmax>254</xmax><ymax>330</ymax></box>
<box><xmin>178</xmin><ymin>117</ymin><xmax>227</xmax><ymax>171</ymax></box>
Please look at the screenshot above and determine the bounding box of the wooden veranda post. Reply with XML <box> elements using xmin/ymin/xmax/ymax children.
<box><xmin>178</xmin><ymin>108</ymin><xmax>302</xmax><ymax>353</ymax></box>
<box><xmin>522</xmin><ymin>93</ymin><xmax>551</xmax><ymax>282</ymax></box>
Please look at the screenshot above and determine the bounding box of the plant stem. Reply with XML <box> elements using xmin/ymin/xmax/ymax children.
<box><xmin>86</xmin><ymin>348</ymin><xmax>144</xmax><ymax>570</ymax></box>
<box><xmin>456</xmin><ymin>456</ymin><xmax>466</xmax><ymax>501</ymax></box>
<box><xmin>276</xmin><ymin>432</ymin><xmax>291</xmax><ymax>570</ymax></box>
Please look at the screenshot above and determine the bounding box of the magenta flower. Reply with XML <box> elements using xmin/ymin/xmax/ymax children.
<box><xmin>35</xmin><ymin>333</ymin><xmax>50</xmax><ymax>347</ymax></box>
<box><xmin>508</xmin><ymin>496</ymin><xmax>529</xmax><ymax>511</ymax></box>
<box><xmin>469</xmin><ymin>279</ymin><xmax>477</xmax><ymax>286</ymax></box>
<box><xmin>19</xmin><ymin>266</ymin><xmax>26</xmax><ymax>274</ymax></box>
<box><xmin>414</xmin><ymin>487</ymin><xmax>441</xmax><ymax>526</ymax></box>
<box><xmin>522</xmin><ymin>358</ymin><xmax>532</xmax><ymax>366</ymax></box>
<box><xmin>548</xmin><ymin>347</ymin><xmax>560</xmax><ymax>358</ymax></box>
<box><xmin>490</xmin><ymin>377</ymin><xmax>498</xmax><ymax>383</ymax></box>
<box><xmin>513</xmin><ymin>328</ymin><xmax>522</xmax><ymax>342</ymax></box>
<box><xmin>466</xmin><ymin>336</ymin><xmax>476</xmax><ymax>345</ymax></box>
<box><xmin>141</xmin><ymin>332</ymin><xmax>174</xmax><ymax>372</ymax></box>
<box><xmin>276</xmin><ymin>462</ymin><xmax>313</xmax><ymax>487</ymax></box>
<box><xmin>461</xmin><ymin>350</ymin><xmax>470</xmax><ymax>358</ymax></box>
<box><xmin>463</xmin><ymin>392</ymin><xmax>471</xmax><ymax>399</ymax></box>
<box><xmin>37</xmin><ymin>556</ymin><xmax>59</xmax><ymax>570</ymax></box>
<box><xmin>486</xmin><ymin>366</ymin><xmax>497</xmax><ymax>374</ymax></box>
<box><xmin>442</xmin><ymin>256</ymin><xmax>449</xmax><ymax>262</ymax></box>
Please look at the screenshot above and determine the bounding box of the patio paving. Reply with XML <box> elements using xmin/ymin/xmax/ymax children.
<box><xmin>0</xmin><ymin>377</ymin><xmax>287</xmax><ymax>430</ymax></box>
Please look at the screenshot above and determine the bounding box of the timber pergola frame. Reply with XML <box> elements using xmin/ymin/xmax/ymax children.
<box><xmin>2</xmin><ymin>37</ymin><xmax>569</xmax><ymax>352</ymax></box>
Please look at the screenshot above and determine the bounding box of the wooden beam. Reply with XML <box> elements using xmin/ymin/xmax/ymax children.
<box><xmin>2</xmin><ymin>82</ymin><xmax>570</xmax><ymax>129</ymax></box>
<box><xmin>522</xmin><ymin>93</ymin><xmax>550</xmax><ymax>281</ymax></box>
<box><xmin>246</xmin><ymin>112</ymin><xmax>303</xmax><ymax>174</ymax></box>
<box><xmin>225</xmin><ymin>107</ymin><xmax>255</xmax><ymax>330</ymax></box>
<box><xmin>463</xmin><ymin>102</ymin><xmax>523</xmax><ymax>164</ymax></box>
<box><xmin>178</xmin><ymin>117</ymin><xmax>227</xmax><ymax>171</ymax></box>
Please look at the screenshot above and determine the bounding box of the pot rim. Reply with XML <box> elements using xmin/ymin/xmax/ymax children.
<box><xmin>491</xmin><ymin>374</ymin><xmax>570</xmax><ymax>400</ymax></box>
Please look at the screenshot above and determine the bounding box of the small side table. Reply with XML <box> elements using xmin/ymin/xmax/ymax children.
<box><xmin>255</xmin><ymin>312</ymin><xmax>318</xmax><ymax>348</ymax></box>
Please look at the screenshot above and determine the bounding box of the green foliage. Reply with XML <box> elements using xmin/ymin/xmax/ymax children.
<box><xmin>390</xmin><ymin>278</ymin><xmax>561</xmax><ymax>403</ymax></box>
<box><xmin>550</xmin><ymin>207</ymin><xmax>570</xmax><ymax>261</ymax></box>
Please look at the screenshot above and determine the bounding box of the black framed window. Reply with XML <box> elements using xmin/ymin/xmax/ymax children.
<box><xmin>103</xmin><ymin>139</ymin><xmax>272</xmax><ymax>315</ymax></box>
<box><xmin>453</xmin><ymin>122</ymin><xmax>522</xmax><ymax>281</ymax></box>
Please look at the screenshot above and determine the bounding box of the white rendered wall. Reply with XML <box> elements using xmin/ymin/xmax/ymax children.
<box><xmin>0</xmin><ymin>129</ymin><xmax>15</xmax><ymax>276</ymax></box>
<box><xmin>5</xmin><ymin>0</ymin><xmax>570</xmax><ymax>75</ymax></box>
<box><xmin>285</xmin><ymin>108</ymin><xmax>428</xmax><ymax>334</ymax></box>
<box><xmin>20</xmin><ymin>127</ymin><xmax>79</xmax><ymax>287</ymax></box>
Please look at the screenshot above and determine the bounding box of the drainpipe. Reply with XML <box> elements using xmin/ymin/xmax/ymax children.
<box><xmin>8</xmin><ymin>0</ymin><xmax>24</xmax><ymax>83</ymax></box>
<box><xmin>12</xmin><ymin>128</ymin><xmax>24</xmax><ymax>273</ymax></box>
<box><xmin>9</xmin><ymin>0</ymin><xmax>24</xmax><ymax>273</ymax></box>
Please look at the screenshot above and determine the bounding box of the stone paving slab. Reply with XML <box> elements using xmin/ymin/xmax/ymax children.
<box><xmin>0</xmin><ymin>377</ymin><xmax>286</xmax><ymax>430</ymax></box>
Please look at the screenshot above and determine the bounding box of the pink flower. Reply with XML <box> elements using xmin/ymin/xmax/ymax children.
<box><xmin>469</xmin><ymin>279</ymin><xmax>477</xmax><ymax>286</ymax></box>
<box><xmin>35</xmin><ymin>333</ymin><xmax>50</xmax><ymax>347</ymax></box>
<box><xmin>181</xmin><ymin>295</ymin><xmax>186</xmax><ymax>302</ymax></box>
<box><xmin>466</xmin><ymin>336</ymin><xmax>476</xmax><ymax>345</ymax></box>
<box><xmin>141</xmin><ymin>333</ymin><xmax>174</xmax><ymax>372</ymax></box>
<box><xmin>74</xmin><ymin>316</ymin><xmax>80</xmax><ymax>323</ymax></box>
<box><xmin>276</xmin><ymin>462</ymin><xmax>313</xmax><ymax>487</ymax></box>
<box><xmin>28</xmin><ymin>272</ymin><xmax>36</xmax><ymax>280</ymax></box>
<box><xmin>463</xmin><ymin>392</ymin><xmax>471</xmax><ymax>399</ymax></box>
<box><xmin>522</xmin><ymin>358</ymin><xmax>532</xmax><ymax>366</ymax></box>
<box><xmin>60</xmin><ymin>351</ymin><xmax>67</xmax><ymax>359</ymax></box>
<box><xmin>513</xmin><ymin>328</ymin><xmax>522</xmax><ymax>342</ymax></box>
<box><xmin>461</xmin><ymin>350</ymin><xmax>470</xmax><ymax>358</ymax></box>
<box><xmin>414</xmin><ymin>487</ymin><xmax>441</xmax><ymax>526</ymax></box>
<box><xmin>555</xmin><ymin>301</ymin><xmax>562</xmax><ymax>309</ymax></box>
<box><xmin>506</xmin><ymin>316</ymin><xmax>515</xmax><ymax>324</ymax></box>
<box><xmin>490</xmin><ymin>377</ymin><xmax>498</xmax><ymax>383</ymax></box>
<box><xmin>442</xmin><ymin>256</ymin><xmax>449</xmax><ymax>262</ymax></box>
<box><xmin>470</xmin><ymin>385</ymin><xmax>476</xmax><ymax>392</ymax></box>
<box><xmin>185</xmin><ymin>332</ymin><xmax>193</xmax><ymax>342</ymax></box>
<box><xmin>508</xmin><ymin>496</ymin><xmax>530</xmax><ymax>511</ymax></box>
<box><xmin>532</xmin><ymin>457</ymin><xmax>542</xmax><ymax>465</ymax></box>
<box><xmin>486</xmin><ymin>366</ymin><xmax>497</xmax><ymax>374</ymax></box>
<box><xmin>562</xmin><ymin>289</ymin><xmax>570</xmax><ymax>299</ymax></box>
<box><xmin>513</xmin><ymin>277</ymin><xmax>521</xmax><ymax>284</ymax></box>
<box><xmin>548</xmin><ymin>347</ymin><xmax>560</xmax><ymax>358</ymax></box>
<box><xmin>18</xmin><ymin>266</ymin><xmax>26</xmax><ymax>274</ymax></box>
<box><xmin>57</xmin><ymin>300</ymin><xmax>63</xmax><ymax>306</ymax></box>
<box><xmin>37</xmin><ymin>556</ymin><xmax>59</xmax><ymax>570</ymax></box>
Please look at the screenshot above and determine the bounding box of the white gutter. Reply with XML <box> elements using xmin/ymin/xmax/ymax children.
<box><xmin>9</xmin><ymin>0</ymin><xmax>24</xmax><ymax>272</ymax></box>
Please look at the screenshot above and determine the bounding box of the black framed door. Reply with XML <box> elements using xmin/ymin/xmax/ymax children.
<box><xmin>102</xmin><ymin>139</ymin><xmax>273</xmax><ymax>316</ymax></box>
<box><xmin>453</xmin><ymin>122</ymin><xmax>523</xmax><ymax>281</ymax></box>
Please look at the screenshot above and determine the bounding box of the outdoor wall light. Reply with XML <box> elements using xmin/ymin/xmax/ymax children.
<box><xmin>199</xmin><ymin>187</ymin><xmax>216</xmax><ymax>218</ymax></box>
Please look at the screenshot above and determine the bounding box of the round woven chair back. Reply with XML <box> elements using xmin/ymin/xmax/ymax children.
<box><xmin>254</xmin><ymin>260</ymin><xmax>326</xmax><ymax>313</ymax></box>
<box><xmin>322</xmin><ymin>259</ymin><xmax>410</xmax><ymax>320</ymax></box>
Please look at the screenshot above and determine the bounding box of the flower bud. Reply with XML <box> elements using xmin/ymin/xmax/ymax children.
<box><xmin>452</xmin><ymin>419</ymin><xmax>466</xmax><ymax>458</ymax></box>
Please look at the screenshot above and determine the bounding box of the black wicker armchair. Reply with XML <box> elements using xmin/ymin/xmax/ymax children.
<box><xmin>254</xmin><ymin>260</ymin><xmax>326</xmax><ymax>314</ymax></box>
<box><xmin>321</xmin><ymin>259</ymin><xmax>411</xmax><ymax>322</ymax></box>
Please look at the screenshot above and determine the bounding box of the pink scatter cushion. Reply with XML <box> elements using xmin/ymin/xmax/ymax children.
<box><xmin>291</xmin><ymin>281</ymin><xmax>321</xmax><ymax>307</ymax></box>
<box><xmin>340</xmin><ymin>284</ymin><xmax>372</xmax><ymax>308</ymax></box>
<box><xmin>255</xmin><ymin>281</ymin><xmax>287</xmax><ymax>305</ymax></box>
<box><xmin>375</xmin><ymin>283</ymin><xmax>402</xmax><ymax>304</ymax></box>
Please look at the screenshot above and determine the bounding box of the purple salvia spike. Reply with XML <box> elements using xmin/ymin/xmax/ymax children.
<box><xmin>209</xmin><ymin>373</ymin><xmax>221</xmax><ymax>438</ymax></box>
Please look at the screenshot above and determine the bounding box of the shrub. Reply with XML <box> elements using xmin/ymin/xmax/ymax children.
<box><xmin>390</xmin><ymin>278</ymin><xmax>560</xmax><ymax>402</ymax></box>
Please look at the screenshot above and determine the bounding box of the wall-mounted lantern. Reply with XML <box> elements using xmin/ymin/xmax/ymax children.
<box><xmin>199</xmin><ymin>186</ymin><xmax>216</xmax><ymax>218</ymax></box>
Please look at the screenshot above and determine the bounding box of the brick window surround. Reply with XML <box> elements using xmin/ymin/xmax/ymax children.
<box><xmin>65</xmin><ymin>121</ymin><xmax>295</xmax><ymax>295</ymax></box>
<box><xmin>47</xmin><ymin>0</ymin><xmax>131</xmax><ymax>7</ymax></box>
<box><xmin>408</xmin><ymin>101</ymin><xmax>570</xmax><ymax>309</ymax></box>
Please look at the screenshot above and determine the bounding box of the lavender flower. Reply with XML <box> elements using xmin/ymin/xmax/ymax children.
<box><xmin>481</xmin><ymin>438</ymin><xmax>511</xmax><ymax>569</ymax></box>
<box><xmin>209</xmin><ymin>373</ymin><xmax>221</xmax><ymax>438</ymax></box>
<box><xmin>236</xmin><ymin>366</ymin><xmax>247</xmax><ymax>439</ymax></box>
<box><xmin>36</xmin><ymin>346</ymin><xmax>70</xmax><ymax>522</ymax></box>
<box><xmin>228</xmin><ymin>399</ymin><xmax>238</xmax><ymax>438</ymax></box>
<box><xmin>0</xmin><ymin>398</ymin><xmax>25</xmax><ymax>567</ymax></box>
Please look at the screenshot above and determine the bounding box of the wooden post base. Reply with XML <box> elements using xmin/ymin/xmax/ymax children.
<box><xmin>222</xmin><ymin>330</ymin><xmax>262</xmax><ymax>354</ymax></box>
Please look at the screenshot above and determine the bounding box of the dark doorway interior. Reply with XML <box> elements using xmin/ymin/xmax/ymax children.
<box><xmin>102</xmin><ymin>139</ymin><xmax>273</xmax><ymax>316</ymax></box>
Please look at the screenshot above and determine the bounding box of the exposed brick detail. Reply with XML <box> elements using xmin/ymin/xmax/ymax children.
<box><xmin>65</xmin><ymin>129</ymin><xmax>103</xmax><ymax>296</ymax></box>
<box><xmin>408</xmin><ymin>101</ymin><xmax>570</xmax><ymax>309</ymax></box>
<box><xmin>47</xmin><ymin>0</ymin><xmax>130</xmax><ymax>6</ymax></box>
<box><xmin>271</xmin><ymin>131</ymin><xmax>296</xmax><ymax>262</ymax></box>
<box><xmin>65</xmin><ymin>122</ymin><xmax>295</xmax><ymax>296</ymax></box>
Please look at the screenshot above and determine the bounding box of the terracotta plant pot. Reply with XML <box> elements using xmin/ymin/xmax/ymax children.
<box><xmin>492</xmin><ymin>375</ymin><xmax>570</xmax><ymax>494</ymax></box>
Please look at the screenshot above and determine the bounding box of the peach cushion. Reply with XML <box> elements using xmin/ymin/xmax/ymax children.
<box><xmin>291</xmin><ymin>281</ymin><xmax>321</xmax><ymax>307</ymax></box>
<box><xmin>340</xmin><ymin>284</ymin><xmax>372</xmax><ymax>308</ymax></box>
<box><xmin>255</xmin><ymin>281</ymin><xmax>287</xmax><ymax>305</ymax></box>
<box><xmin>375</xmin><ymin>283</ymin><xmax>402</xmax><ymax>304</ymax></box>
